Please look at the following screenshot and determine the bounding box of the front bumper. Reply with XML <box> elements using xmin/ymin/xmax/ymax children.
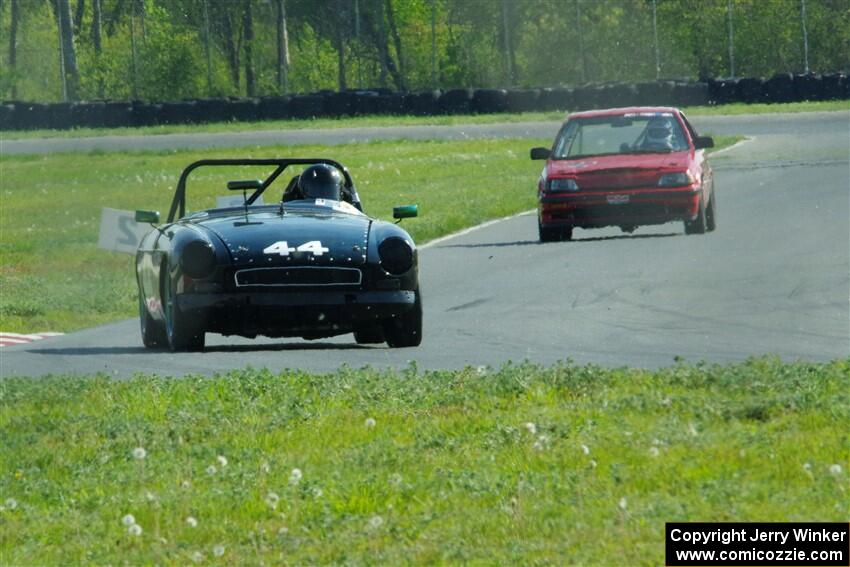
<box><xmin>177</xmin><ymin>289</ymin><xmax>416</xmax><ymax>338</ymax></box>
<box><xmin>539</xmin><ymin>188</ymin><xmax>700</xmax><ymax>228</ymax></box>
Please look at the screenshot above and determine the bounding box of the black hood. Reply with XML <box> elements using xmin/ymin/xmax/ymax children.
<box><xmin>192</xmin><ymin>206</ymin><xmax>371</xmax><ymax>268</ymax></box>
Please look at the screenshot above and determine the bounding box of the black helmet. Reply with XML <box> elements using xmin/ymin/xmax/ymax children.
<box><xmin>298</xmin><ymin>164</ymin><xmax>344</xmax><ymax>201</ymax></box>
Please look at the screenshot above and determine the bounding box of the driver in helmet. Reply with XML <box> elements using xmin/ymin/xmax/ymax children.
<box><xmin>641</xmin><ymin>116</ymin><xmax>675</xmax><ymax>151</ymax></box>
<box><xmin>298</xmin><ymin>163</ymin><xmax>344</xmax><ymax>200</ymax></box>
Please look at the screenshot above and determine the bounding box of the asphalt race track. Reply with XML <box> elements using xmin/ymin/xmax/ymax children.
<box><xmin>2</xmin><ymin>111</ymin><xmax>848</xmax><ymax>378</ymax></box>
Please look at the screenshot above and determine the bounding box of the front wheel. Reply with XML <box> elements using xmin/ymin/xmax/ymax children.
<box><xmin>684</xmin><ymin>195</ymin><xmax>707</xmax><ymax>235</ymax></box>
<box><xmin>705</xmin><ymin>191</ymin><xmax>717</xmax><ymax>232</ymax></box>
<box><xmin>139</xmin><ymin>295</ymin><xmax>166</xmax><ymax>348</ymax></box>
<box><xmin>383</xmin><ymin>291</ymin><xmax>422</xmax><ymax>348</ymax></box>
<box><xmin>163</xmin><ymin>279</ymin><xmax>205</xmax><ymax>352</ymax></box>
<box><xmin>539</xmin><ymin>220</ymin><xmax>571</xmax><ymax>242</ymax></box>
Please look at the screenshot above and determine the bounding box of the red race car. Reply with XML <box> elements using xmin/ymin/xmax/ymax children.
<box><xmin>530</xmin><ymin>106</ymin><xmax>716</xmax><ymax>242</ymax></box>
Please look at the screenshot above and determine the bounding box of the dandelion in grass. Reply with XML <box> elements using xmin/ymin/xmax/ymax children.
<box><xmin>580</xmin><ymin>444</ymin><xmax>590</xmax><ymax>456</ymax></box>
<box><xmin>191</xmin><ymin>551</ymin><xmax>204</xmax><ymax>563</ymax></box>
<box><xmin>589</xmin><ymin>460</ymin><xmax>597</xmax><ymax>469</ymax></box>
<box><xmin>523</xmin><ymin>422</ymin><xmax>537</xmax><ymax>435</ymax></box>
<box><xmin>217</xmin><ymin>455</ymin><xmax>228</xmax><ymax>467</ymax></box>
<box><xmin>803</xmin><ymin>462</ymin><xmax>812</xmax><ymax>472</ymax></box>
<box><xmin>829</xmin><ymin>464</ymin><xmax>843</xmax><ymax>476</ymax></box>
<box><xmin>128</xmin><ymin>523</ymin><xmax>143</xmax><ymax>536</ymax></box>
<box><xmin>278</xmin><ymin>526</ymin><xmax>289</xmax><ymax>536</ymax></box>
<box><xmin>206</xmin><ymin>465</ymin><xmax>217</xmax><ymax>475</ymax></box>
<box><xmin>649</xmin><ymin>447</ymin><xmax>660</xmax><ymax>458</ymax></box>
<box><xmin>289</xmin><ymin>468</ymin><xmax>302</xmax><ymax>485</ymax></box>
<box><xmin>122</xmin><ymin>514</ymin><xmax>136</xmax><ymax>526</ymax></box>
<box><xmin>312</xmin><ymin>487</ymin><xmax>323</xmax><ymax>498</ymax></box>
<box><xmin>364</xmin><ymin>417</ymin><xmax>376</xmax><ymax>429</ymax></box>
<box><xmin>132</xmin><ymin>447</ymin><xmax>147</xmax><ymax>460</ymax></box>
<box><xmin>476</xmin><ymin>365</ymin><xmax>487</xmax><ymax>376</ymax></box>
<box><xmin>186</xmin><ymin>516</ymin><xmax>198</xmax><ymax>528</ymax></box>
<box><xmin>389</xmin><ymin>473</ymin><xmax>403</xmax><ymax>486</ymax></box>
<box><xmin>688</xmin><ymin>423</ymin><xmax>699</xmax><ymax>437</ymax></box>
<box><xmin>618</xmin><ymin>497</ymin><xmax>628</xmax><ymax>511</ymax></box>
<box><xmin>260</xmin><ymin>462</ymin><xmax>270</xmax><ymax>474</ymax></box>
<box><xmin>4</xmin><ymin>498</ymin><xmax>17</xmax><ymax>511</ymax></box>
<box><xmin>144</xmin><ymin>491</ymin><xmax>156</xmax><ymax>502</ymax></box>
<box><xmin>213</xmin><ymin>545</ymin><xmax>225</xmax><ymax>557</ymax></box>
<box><xmin>266</xmin><ymin>492</ymin><xmax>280</xmax><ymax>509</ymax></box>
<box><xmin>181</xmin><ymin>480</ymin><xmax>192</xmax><ymax>489</ymax></box>
<box><xmin>367</xmin><ymin>515</ymin><xmax>384</xmax><ymax>530</ymax></box>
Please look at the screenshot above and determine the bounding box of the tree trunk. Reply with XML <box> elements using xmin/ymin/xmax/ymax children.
<box><xmin>336</xmin><ymin>0</ymin><xmax>347</xmax><ymax>91</ymax></box>
<box><xmin>8</xmin><ymin>0</ymin><xmax>18</xmax><ymax>98</ymax></box>
<box><xmin>105</xmin><ymin>0</ymin><xmax>123</xmax><ymax>36</ymax></box>
<box><xmin>92</xmin><ymin>0</ymin><xmax>103</xmax><ymax>97</ymax></box>
<box><xmin>203</xmin><ymin>0</ymin><xmax>212</xmax><ymax>95</ymax></box>
<box><xmin>367</xmin><ymin>0</ymin><xmax>404</xmax><ymax>90</ymax></box>
<box><xmin>74</xmin><ymin>0</ymin><xmax>85</xmax><ymax>37</ymax></box>
<box><xmin>275</xmin><ymin>0</ymin><xmax>289</xmax><ymax>94</ymax></box>
<box><xmin>57</xmin><ymin>0</ymin><xmax>80</xmax><ymax>100</ymax></box>
<box><xmin>243</xmin><ymin>0</ymin><xmax>255</xmax><ymax>97</ymax></box>
<box><xmin>384</xmin><ymin>0</ymin><xmax>406</xmax><ymax>90</ymax></box>
<box><xmin>223</xmin><ymin>13</ymin><xmax>241</xmax><ymax>91</ymax></box>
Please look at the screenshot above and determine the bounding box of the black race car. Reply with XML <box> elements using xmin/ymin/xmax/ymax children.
<box><xmin>134</xmin><ymin>158</ymin><xmax>421</xmax><ymax>351</ymax></box>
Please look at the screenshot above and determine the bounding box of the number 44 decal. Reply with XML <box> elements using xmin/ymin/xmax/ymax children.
<box><xmin>263</xmin><ymin>240</ymin><xmax>330</xmax><ymax>256</ymax></box>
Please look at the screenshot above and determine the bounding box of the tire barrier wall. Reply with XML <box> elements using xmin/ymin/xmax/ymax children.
<box><xmin>1</xmin><ymin>72</ymin><xmax>847</xmax><ymax>131</ymax></box>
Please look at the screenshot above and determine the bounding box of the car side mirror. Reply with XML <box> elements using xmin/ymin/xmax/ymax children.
<box><xmin>393</xmin><ymin>205</ymin><xmax>418</xmax><ymax>220</ymax></box>
<box><xmin>694</xmin><ymin>136</ymin><xmax>714</xmax><ymax>150</ymax></box>
<box><xmin>227</xmin><ymin>179</ymin><xmax>263</xmax><ymax>191</ymax></box>
<box><xmin>135</xmin><ymin>210</ymin><xmax>160</xmax><ymax>224</ymax></box>
<box><xmin>530</xmin><ymin>147</ymin><xmax>551</xmax><ymax>160</ymax></box>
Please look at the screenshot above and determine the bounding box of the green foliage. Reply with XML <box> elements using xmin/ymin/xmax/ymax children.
<box><xmin>1</xmin><ymin>358</ymin><xmax>848</xmax><ymax>563</ymax></box>
<box><xmin>0</xmin><ymin>0</ymin><xmax>848</xmax><ymax>102</ymax></box>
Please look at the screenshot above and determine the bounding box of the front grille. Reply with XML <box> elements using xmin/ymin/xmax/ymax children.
<box><xmin>235</xmin><ymin>267</ymin><xmax>362</xmax><ymax>287</ymax></box>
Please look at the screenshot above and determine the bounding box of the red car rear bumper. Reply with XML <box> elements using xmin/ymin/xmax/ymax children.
<box><xmin>539</xmin><ymin>188</ymin><xmax>701</xmax><ymax>228</ymax></box>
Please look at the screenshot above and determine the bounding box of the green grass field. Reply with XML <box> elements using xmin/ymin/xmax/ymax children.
<box><xmin>0</xmin><ymin>135</ymin><xmax>741</xmax><ymax>334</ymax></box>
<box><xmin>2</xmin><ymin>100</ymin><xmax>846</xmax><ymax>141</ymax></box>
<box><xmin>1</xmin><ymin>358</ymin><xmax>847</xmax><ymax>564</ymax></box>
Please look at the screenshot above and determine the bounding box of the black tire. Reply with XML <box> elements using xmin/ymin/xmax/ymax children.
<box><xmin>538</xmin><ymin>220</ymin><xmax>562</xmax><ymax>242</ymax></box>
<box><xmin>353</xmin><ymin>325</ymin><xmax>385</xmax><ymax>344</ymax></box>
<box><xmin>384</xmin><ymin>291</ymin><xmax>422</xmax><ymax>348</ymax></box>
<box><xmin>684</xmin><ymin>195</ymin><xmax>707</xmax><ymax>235</ymax></box>
<box><xmin>560</xmin><ymin>226</ymin><xmax>574</xmax><ymax>241</ymax></box>
<box><xmin>163</xmin><ymin>277</ymin><xmax>205</xmax><ymax>352</ymax></box>
<box><xmin>139</xmin><ymin>295</ymin><xmax>167</xmax><ymax>348</ymax></box>
<box><xmin>705</xmin><ymin>191</ymin><xmax>717</xmax><ymax>232</ymax></box>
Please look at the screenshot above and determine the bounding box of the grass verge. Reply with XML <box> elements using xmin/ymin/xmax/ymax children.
<box><xmin>1</xmin><ymin>358</ymin><xmax>848</xmax><ymax>564</ymax></box>
<box><xmin>0</xmin><ymin>135</ymin><xmax>741</xmax><ymax>333</ymax></box>
<box><xmin>1</xmin><ymin>100</ymin><xmax>846</xmax><ymax>141</ymax></box>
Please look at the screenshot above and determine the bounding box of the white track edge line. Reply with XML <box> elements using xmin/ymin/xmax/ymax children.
<box><xmin>709</xmin><ymin>136</ymin><xmax>754</xmax><ymax>156</ymax></box>
<box><xmin>420</xmin><ymin>209</ymin><xmax>536</xmax><ymax>249</ymax></box>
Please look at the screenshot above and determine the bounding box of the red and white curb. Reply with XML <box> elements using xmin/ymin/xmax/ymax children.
<box><xmin>0</xmin><ymin>332</ymin><xmax>64</xmax><ymax>347</ymax></box>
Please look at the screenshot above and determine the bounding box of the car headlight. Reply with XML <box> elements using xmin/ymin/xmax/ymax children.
<box><xmin>657</xmin><ymin>172</ymin><xmax>696</xmax><ymax>187</ymax></box>
<box><xmin>378</xmin><ymin>237</ymin><xmax>413</xmax><ymax>275</ymax></box>
<box><xmin>548</xmin><ymin>178</ymin><xmax>580</xmax><ymax>192</ymax></box>
<box><xmin>181</xmin><ymin>240</ymin><xmax>216</xmax><ymax>279</ymax></box>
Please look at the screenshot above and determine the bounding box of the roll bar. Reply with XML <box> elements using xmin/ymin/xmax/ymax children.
<box><xmin>166</xmin><ymin>158</ymin><xmax>356</xmax><ymax>223</ymax></box>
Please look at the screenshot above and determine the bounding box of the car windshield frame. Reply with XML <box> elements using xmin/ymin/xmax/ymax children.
<box><xmin>551</xmin><ymin>112</ymin><xmax>690</xmax><ymax>160</ymax></box>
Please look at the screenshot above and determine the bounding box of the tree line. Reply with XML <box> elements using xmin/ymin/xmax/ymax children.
<box><xmin>1</xmin><ymin>0</ymin><xmax>848</xmax><ymax>103</ymax></box>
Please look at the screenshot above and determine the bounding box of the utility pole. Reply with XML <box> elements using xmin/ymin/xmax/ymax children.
<box><xmin>800</xmin><ymin>0</ymin><xmax>809</xmax><ymax>73</ymax></box>
<box><xmin>204</xmin><ymin>0</ymin><xmax>212</xmax><ymax>95</ymax></box>
<box><xmin>652</xmin><ymin>0</ymin><xmax>660</xmax><ymax>80</ymax></box>
<box><xmin>431</xmin><ymin>0</ymin><xmax>437</xmax><ymax>89</ymax></box>
<box><xmin>56</xmin><ymin>0</ymin><xmax>68</xmax><ymax>101</ymax></box>
<box><xmin>727</xmin><ymin>0</ymin><xmax>735</xmax><ymax>78</ymax></box>
<box><xmin>501</xmin><ymin>0</ymin><xmax>513</xmax><ymax>85</ymax></box>
<box><xmin>130</xmin><ymin>0</ymin><xmax>138</xmax><ymax>99</ymax></box>
<box><xmin>575</xmin><ymin>0</ymin><xmax>586</xmax><ymax>83</ymax></box>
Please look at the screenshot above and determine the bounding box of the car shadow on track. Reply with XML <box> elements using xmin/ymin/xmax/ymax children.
<box><xmin>439</xmin><ymin>232</ymin><xmax>680</xmax><ymax>249</ymax></box>
<box><xmin>30</xmin><ymin>342</ymin><xmax>370</xmax><ymax>355</ymax></box>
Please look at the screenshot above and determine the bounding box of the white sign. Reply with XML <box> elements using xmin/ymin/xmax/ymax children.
<box><xmin>216</xmin><ymin>195</ymin><xmax>265</xmax><ymax>208</ymax></box>
<box><xmin>98</xmin><ymin>207</ymin><xmax>153</xmax><ymax>255</ymax></box>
